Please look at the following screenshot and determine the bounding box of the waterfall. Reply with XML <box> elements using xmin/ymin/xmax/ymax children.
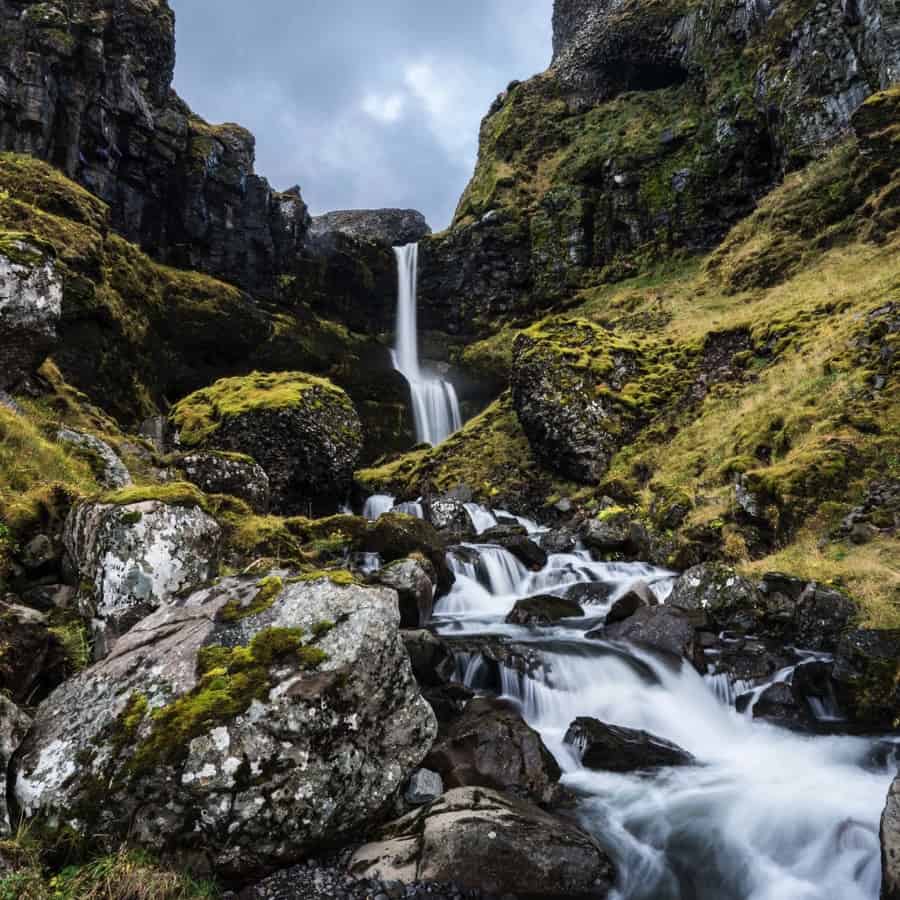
<box><xmin>392</xmin><ymin>243</ymin><xmax>462</xmax><ymax>446</ymax></box>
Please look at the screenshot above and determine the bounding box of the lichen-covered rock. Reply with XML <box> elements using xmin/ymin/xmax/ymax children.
<box><xmin>13</xmin><ymin>575</ymin><xmax>437</xmax><ymax>877</ymax></box>
<box><xmin>171</xmin><ymin>372</ymin><xmax>362</xmax><ymax>514</ymax></box>
<box><xmin>564</xmin><ymin>717</ymin><xmax>694</xmax><ymax>773</ymax></box>
<box><xmin>63</xmin><ymin>499</ymin><xmax>222</xmax><ymax>646</ymax></box>
<box><xmin>0</xmin><ymin>695</ymin><xmax>30</xmax><ymax>835</ymax></box>
<box><xmin>883</xmin><ymin>775</ymin><xmax>900</xmax><ymax>900</ymax></box>
<box><xmin>668</xmin><ymin>563</ymin><xmax>762</xmax><ymax>621</ymax></box>
<box><xmin>424</xmin><ymin>697</ymin><xmax>563</xmax><ymax>805</ymax></box>
<box><xmin>57</xmin><ymin>428</ymin><xmax>131</xmax><ymax>489</ymax></box>
<box><xmin>372</xmin><ymin>557</ymin><xmax>434</xmax><ymax>629</ymax></box>
<box><xmin>180</xmin><ymin>451</ymin><xmax>270</xmax><ymax>513</ymax></box>
<box><xmin>309</xmin><ymin>209</ymin><xmax>431</xmax><ymax>247</ymax></box>
<box><xmin>0</xmin><ymin>238</ymin><xmax>62</xmax><ymax>390</ymax></box>
<box><xmin>606</xmin><ymin>580</ymin><xmax>657</xmax><ymax>624</ymax></box>
<box><xmin>424</xmin><ymin>496</ymin><xmax>475</xmax><ymax>540</ymax></box>
<box><xmin>599</xmin><ymin>605</ymin><xmax>698</xmax><ymax>661</ymax></box>
<box><xmin>350</xmin><ymin>786</ymin><xmax>615</xmax><ymax>896</ymax></box>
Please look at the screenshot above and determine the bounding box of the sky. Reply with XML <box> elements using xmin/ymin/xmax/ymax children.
<box><xmin>171</xmin><ymin>1</ymin><xmax>555</xmax><ymax>231</ymax></box>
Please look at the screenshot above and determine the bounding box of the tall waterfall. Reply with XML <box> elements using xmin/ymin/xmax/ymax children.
<box><xmin>392</xmin><ymin>243</ymin><xmax>462</xmax><ymax>446</ymax></box>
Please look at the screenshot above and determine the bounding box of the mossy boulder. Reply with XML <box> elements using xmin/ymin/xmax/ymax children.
<box><xmin>13</xmin><ymin>574</ymin><xmax>437</xmax><ymax>877</ymax></box>
<box><xmin>180</xmin><ymin>450</ymin><xmax>270</xmax><ymax>513</ymax></box>
<box><xmin>171</xmin><ymin>371</ymin><xmax>363</xmax><ymax>515</ymax></box>
<box><xmin>366</xmin><ymin>513</ymin><xmax>452</xmax><ymax>591</ymax></box>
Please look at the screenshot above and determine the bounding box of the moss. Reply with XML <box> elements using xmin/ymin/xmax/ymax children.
<box><xmin>169</xmin><ymin>371</ymin><xmax>347</xmax><ymax>447</ymax></box>
<box><xmin>290</xmin><ymin>569</ymin><xmax>359</xmax><ymax>586</ymax></box>
<box><xmin>101</xmin><ymin>482</ymin><xmax>208</xmax><ymax>510</ymax></box>
<box><xmin>48</xmin><ymin>619</ymin><xmax>91</xmax><ymax>674</ymax></box>
<box><xmin>218</xmin><ymin>575</ymin><xmax>284</xmax><ymax>622</ymax></box>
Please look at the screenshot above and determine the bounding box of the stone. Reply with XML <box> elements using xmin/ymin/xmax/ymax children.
<box><xmin>349</xmin><ymin>787</ymin><xmax>614</xmax><ymax>897</ymax></box>
<box><xmin>309</xmin><ymin>209</ymin><xmax>431</xmax><ymax>247</ymax></box>
<box><xmin>425</xmin><ymin>496</ymin><xmax>475</xmax><ymax>540</ymax></box>
<box><xmin>405</xmin><ymin>769</ymin><xmax>444</xmax><ymax>806</ymax></box>
<box><xmin>57</xmin><ymin>429</ymin><xmax>132</xmax><ymax>489</ymax></box>
<box><xmin>424</xmin><ymin>697</ymin><xmax>562</xmax><ymax>805</ymax></box>
<box><xmin>832</xmin><ymin>629</ymin><xmax>900</xmax><ymax>730</ymax></box>
<box><xmin>480</xmin><ymin>525</ymin><xmax>548</xmax><ymax>569</ymax></box>
<box><xmin>0</xmin><ymin>695</ymin><xmax>31</xmax><ymax>834</ymax></box>
<box><xmin>0</xmin><ymin>600</ymin><xmax>66</xmax><ymax>704</ymax></box>
<box><xmin>20</xmin><ymin>534</ymin><xmax>56</xmax><ymax>571</ymax></box>
<box><xmin>373</xmin><ymin>558</ymin><xmax>435</xmax><ymax>629</ymax></box>
<box><xmin>0</xmin><ymin>240</ymin><xmax>62</xmax><ymax>390</ymax></box>
<box><xmin>600</xmin><ymin>606</ymin><xmax>698</xmax><ymax>661</ymax></box>
<box><xmin>506</xmin><ymin>594</ymin><xmax>584</xmax><ymax>627</ymax></box>
<box><xmin>366</xmin><ymin>513</ymin><xmax>452</xmax><ymax>592</ymax></box>
<box><xmin>64</xmin><ymin>499</ymin><xmax>222</xmax><ymax>646</ymax></box>
<box><xmin>564</xmin><ymin>717</ymin><xmax>694</xmax><ymax>772</ymax></box>
<box><xmin>180</xmin><ymin>451</ymin><xmax>270</xmax><ymax>513</ymax></box>
<box><xmin>882</xmin><ymin>775</ymin><xmax>900</xmax><ymax>900</ymax></box>
<box><xmin>13</xmin><ymin>575</ymin><xmax>437</xmax><ymax>877</ymax></box>
<box><xmin>566</xmin><ymin>581</ymin><xmax>616</xmax><ymax>606</ymax></box>
<box><xmin>606</xmin><ymin>581</ymin><xmax>657</xmax><ymax>624</ymax></box>
<box><xmin>401</xmin><ymin>629</ymin><xmax>455</xmax><ymax>689</ymax></box>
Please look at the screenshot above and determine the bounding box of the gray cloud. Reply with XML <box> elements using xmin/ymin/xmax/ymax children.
<box><xmin>170</xmin><ymin>0</ymin><xmax>554</xmax><ymax>229</ymax></box>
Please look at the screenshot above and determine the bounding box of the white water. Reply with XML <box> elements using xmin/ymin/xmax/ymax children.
<box><xmin>362</xmin><ymin>493</ymin><xmax>425</xmax><ymax>521</ymax></box>
<box><xmin>392</xmin><ymin>243</ymin><xmax>462</xmax><ymax>446</ymax></box>
<box><xmin>433</xmin><ymin>541</ymin><xmax>894</xmax><ymax>900</ymax></box>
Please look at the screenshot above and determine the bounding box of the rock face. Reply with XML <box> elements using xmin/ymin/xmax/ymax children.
<box><xmin>57</xmin><ymin>429</ymin><xmax>131</xmax><ymax>489</ymax></box>
<box><xmin>424</xmin><ymin>697</ymin><xmax>562</xmax><ymax>805</ymax></box>
<box><xmin>63</xmin><ymin>499</ymin><xmax>222</xmax><ymax>646</ymax></box>
<box><xmin>310</xmin><ymin>209</ymin><xmax>431</xmax><ymax>247</ymax></box>
<box><xmin>180</xmin><ymin>451</ymin><xmax>270</xmax><ymax>514</ymax></box>
<box><xmin>0</xmin><ymin>600</ymin><xmax>66</xmax><ymax>704</ymax></box>
<box><xmin>0</xmin><ymin>239</ymin><xmax>62</xmax><ymax>390</ymax></box>
<box><xmin>883</xmin><ymin>776</ymin><xmax>900</xmax><ymax>900</ymax></box>
<box><xmin>564</xmin><ymin>717</ymin><xmax>694</xmax><ymax>772</ymax></box>
<box><xmin>0</xmin><ymin>695</ymin><xmax>31</xmax><ymax>834</ymax></box>
<box><xmin>13</xmin><ymin>575</ymin><xmax>437</xmax><ymax>877</ymax></box>
<box><xmin>350</xmin><ymin>787</ymin><xmax>615</xmax><ymax>897</ymax></box>
<box><xmin>171</xmin><ymin>372</ymin><xmax>363</xmax><ymax>515</ymax></box>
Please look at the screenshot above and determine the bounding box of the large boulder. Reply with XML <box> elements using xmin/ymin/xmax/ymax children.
<box><xmin>170</xmin><ymin>372</ymin><xmax>363</xmax><ymax>514</ymax></box>
<box><xmin>606</xmin><ymin>581</ymin><xmax>657</xmax><ymax>624</ymax></box>
<box><xmin>481</xmin><ymin>524</ymin><xmax>548</xmax><ymax>569</ymax></box>
<box><xmin>63</xmin><ymin>497</ymin><xmax>222</xmax><ymax>649</ymax></box>
<box><xmin>57</xmin><ymin>429</ymin><xmax>131</xmax><ymax>489</ymax></box>
<box><xmin>13</xmin><ymin>575</ymin><xmax>437</xmax><ymax>877</ymax></box>
<box><xmin>0</xmin><ymin>238</ymin><xmax>62</xmax><ymax>390</ymax></box>
<box><xmin>350</xmin><ymin>787</ymin><xmax>615</xmax><ymax>897</ymax></box>
<box><xmin>832</xmin><ymin>629</ymin><xmax>900</xmax><ymax>730</ymax></box>
<box><xmin>365</xmin><ymin>513</ymin><xmax>451</xmax><ymax>591</ymax></box>
<box><xmin>424</xmin><ymin>697</ymin><xmax>562</xmax><ymax>805</ymax></box>
<box><xmin>180</xmin><ymin>451</ymin><xmax>271</xmax><ymax>513</ymax></box>
<box><xmin>599</xmin><ymin>605</ymin><xmax>699</xmax><ymax>661</ymax></box>
<box><xmin>883</xmin><ymin>775</ymin><xmax>900</xmax><ymax>900</ymax></box>
<box><xmin>372</xmin><ymin>557</ymin><xmax>435</xmax><ymax>628</ymax></box>
<box><xmin>564</xmin><ymin>717</ymin><xmax>694</xmax><ymax>772</ymax></box>
<box><xmin>0</xmin><ymin>695</ymin><xmax>31</xmax><ymax>834</ymax></box>
<box><xmin>506</xmin><ymin>594</ymin><xmax>584</xmax><ymax>626</ymax></box>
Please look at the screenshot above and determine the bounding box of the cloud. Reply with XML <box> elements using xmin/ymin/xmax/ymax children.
<box><xmin>361</xmin><ymin>92</ymin><xmax>407</xmax><ymax>125</ymax></box>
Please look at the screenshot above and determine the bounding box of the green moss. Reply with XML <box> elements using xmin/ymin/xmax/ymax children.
<box><xmin>290</xmin><ymin>569</ymin><xmax>360</xmax><ymax>586</ymax></box>
<box><xmin>218</xmin><ymin>575</ymin><xmax>284</xmax><ymax>623</ymax></box>
<box><xmin>102</xmin><ymin>481</ymin><xmax>208</xmax><ymax>510</ymax></box>
<box><xmin>48</xmin><ymin>619</ymin><xmax>91</xmax><ymax>674</ymax></box>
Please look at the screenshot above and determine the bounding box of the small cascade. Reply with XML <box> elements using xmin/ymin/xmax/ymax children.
<box><xmin>392</xmin><ymin>243</ymin><xmax>462</xmax><ymax>446</ymax></box>
<box><xmin>463</xmin><ymin>502</ymin><xmax>498</xmax><ymax>534</ymax></box>
<box><xmin>362</xmin><ymin>494</ymin><xmax>425</xmax><ymax>521</ymax></box>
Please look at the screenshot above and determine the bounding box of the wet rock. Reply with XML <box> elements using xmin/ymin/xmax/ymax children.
<box><xmin>566</xmin><ymin>581</ymin><xmax>616</xmax><ymax>606</ymax></box>
<box><xmin>425</xmin><ymin>496</ymin><xmax>476</xmax><ymax>541</ymax></box>
<box><xmin>600</xmin><ymin>606</ymin><xmax>698</xmax><ymax>662</ymax></box>
<box><xmin>424</xmin><ymin>697</ymin><xmax>562</xmax><ymax>805</ymax></box>
<box><xmin>506</xmin><ymin>594</ymin><xmax>584</xmax><ymax>627</ymax></box>
<box><xmin>63</xmin><ymin>499</ymin><xmax>221</xmax><ymax>648</ymax></box>
<box><xmin>747</xmin><ymin>682</ymin><xmax>809</xmax><ymax>730</ymax></box>
<box><xmin>540</xmin><ymin>527</ymin><xmax>577</xmax><ymax>554</ymax></box>
<box><xmin>481</xmin><ymin>525</ymin><xmax>548</xmax><ymax>569</ymax></box>
<box><xmin>833</xmin><ymin>629</ymin><xmax>900</xmax><ymax>730</ymax></box>
<box><xmin>0</xmin><ymin>240</ymin><xmax>62</xmax><ymax>390</ymax></box>
<box><xmin>373</xmin><ymin>558</ymin><xmax>435</xmax><ymax>628</ymax></box>
<box><xmin>367</xmin><ymin>513</ymin><xmax>452</xmax><ymax>592</ymax></box>
<box><xmin>564</xmin><ymin>717</ymin><xmax>694</xmax><ymax>772</ymax></box>
<box><xmin>0</xmin><ymin>695</ymin><xmax>31</xmax><ymax>834</ymax></box>
<box><xmin>402</xmin><ymin>629</ymin><xmax>455</xmax><ymax>688</ymax></box>
<box><xmin>764</xmin><ymin>576</ymin><xmax>857</xmax><ymax>652</ymax></box>
<box><xmin>668</xmin><ymin>563</ymin><xmax>761</xmax><ymax>626</ymax></box>
<box><xmin>0</xmin><ymin>600</ymin><xmax>66</xmax><ymax>704</ymax></box>
<box><xmin>57</xmin><ymin>429</ymin><xmax>131</xmax><ymax>489</ymax></box>
<box><xmin>170</xmin><ymin>372</ymin><xmax>363</xmax><ymax>515</ymax></box>
<box><xmin>882</xmin><ymin>775</ymin><xmax>900</xmax><ymax>900</ymax></box>
<box><xmin>405</xmin><ymin>768</ymin><xmax>444</xmax><ymax>806</ymax></box>
<box><xmin>13</xmin><ymin>575</ymin><xmax>436</xmax><ymax>877</ymax></box>
<box><xmin>605</xmin><ymin>581</ymin><xmax>657</xmax><ymax>625</ymax></box>
<box><xmin>350</xmin><ymin>787</ymin><xmax>614</xmax><ymax>897</ymax></box>
<box><xmin>180</xmin><ymin>451</ymin><xmax>270</xmax><ymax>513</ymax></box>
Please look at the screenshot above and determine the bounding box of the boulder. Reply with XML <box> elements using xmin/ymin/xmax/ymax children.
<box><xmin>668</xmin><ymin>563</ymin><xmax>761</xmax><ymax>626</ymax></box>
<box><xmin>600</xmin><ymin>606</ymin><xmax>698</xmax><ymax>661</ymax></box>
<box><xmin>57</xmin><ymin>429</ymin><xmax>131</xmax><ymax>489</ymax></box>
<box><xmin>180</xmin><ymin>451</ymin><xmax>270</xmax><ymax>513</ymax></box>
<box><xmin>564</xmin><ymin>717</ymin><xmax>694</xmax><ymax>772</ymax></box>
<box><xmin>606</xmin><ymin>580</ymin><xmax>657</xmax><ymax>624</ymax></box>
<box><xmin>0</xmin><ymin>695</ymin><xmax>31</xmax><ymax>834</ymax></box>
<box><xmin>566</xmin><ymin>581</ymin><xmax>616</xmax><ymax>606</ymax></box>
<box><xmin>541</xmin><ymin>527</ymin><xmax>578</xmax><ymax>554</ymax></box>
<box><xmin>424</xmin><ymin>496</ymin><xmax>475</xmax><ymax>540</ymax></box>
<box><xmin>0</xmin><ymin>600</ymin><xmax>66</xmax><ymax>704</ymax></box>
<box><xmin>63</xmin><ymin>499</ymin><xmax>222</xmax><ymax>648</ymax></box>
<box><xmin>350</xmin><ymin>787</ymin><xmax>614</xmax><ymax>897</ymax></box>
<box><xmin>0</xmin><ymin>240</ymin><xmax>62</xmax><ymax>390</ymax></box>
<box><xmin>424</xmin><ymin>697</ymin><xmax>562</xmax><ymax>805</ymax></box>
<box><xmin>13</xmin><ymin>575</ymin><xmax>437</xmax><ymax>877</ymax></box>
<box><xmin>373</xmin><ymin>557</ymin><xmax>435</xmax><ymax>628</ymax></box>
<box><xmin>506</xmin><ymin>594</ymin><xmax>584</xmax><ymax>627</ymax></box>
<box><xmin>481</xmin><ymin>524</ymin><xmax>548</xmax><ymax>569</ymax></box>
<box><xmin>832</xmin><ymin>629</ymin><xmax>900</xmax><ymax>730</ymax></box>
<box><xmin>170</xmin><ymin>372</ymin><xmax>363</xmax><ymax>514</ymax></box>
<box><xmin>883</xmin><ymin>775</ymin><xmax>900</xmax><ymax>900</ymax></box>
<box><xmin>366</xmin><ymin>513</ymin><xmax>451</xmax><ymax>591</ymax></box>
<box><xmin>404</xmin><ymin>768</ymin><xmax>443</xmax><ymax>807</ymax></box>
<box><xmin>581</xmin><ymin>512</ymin><xmax>641</xmax><ymax>554</ymax></box>
<box><xmin>401</xmin><ymin>629</ymin><xmax>455</xmax><ymax>689</ymax></box>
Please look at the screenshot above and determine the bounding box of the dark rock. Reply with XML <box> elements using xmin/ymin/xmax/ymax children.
<box><xmin>424</xmin><ymin>697</ymin><xmax>562</xmax><ymax>805</ymax></box>
<box><xmin>310</xmin><ymin>209</ymin><xmax>431</xmax><ymax>247</ymax></box>
<box><xmin>0</xmin><ymin>599</ymin><xmax>67</xmax><ymax>704</ymax></box>
<box><xmin>481</xmin><ymin>525</ymin><xmax>548</xmax><ymax>569</ymax></box>
<box><xmin>506</xmin><ymin>594</ymin><xmax>584</xmax><ymax>627</ymax></box>
<box><xmin>350</xmin><ymin>787</ymin><xmax>615</xmax><ymax>897</ymax></box>
<box><xmin>565</xmin><ymin>581</ymin><xmax>616</xmax><ymax>607</ymax></box>
<box><xmin>883</xmin><ymin>775</ymin><xmax>900</xmax><ymax>900</ymax></box>
<box><xmin>402</xmin><ymin>629</ymin><xmax>456</xmax><ymax>689</ymax></box>
<box><xmin>0</xmin><ymin>695</ymin><xmax>31</xmax><ymax>834</ymax></box>
<box><xmin>20</xmin><ymin>534</ymin><xmax>57</xmax><ymax>572</ymax></box>
<box><xmin>374</xmin><ymin>558</ymin><xmax>435</xmax><ymax>628</ymax></box>
<box><xmin>605</xmin><ymin>580</ymin><xmax>657</xmax><ymax>624</ymax></box>
<box><xmin>833</xmin><ymin>629</ymin><xmax>900</xmax><ymax>730</ymax></box>
<box><xmin>564</xmin><ymin>717</ymin><xmax>694</xmax><ymax>772</ymax></box>
<box><xmin>426</xmin><ymin>497</ymin><xmax>476</xmax><ymax>540</ymax></box>
<box><xmin>748</xmin><ymin>682</ymin><xmax>808</xmax><ymax>730</ymax></box>
<box><xmin>601</xmin><ymin>605</ymin><xmax>698</xmax><ymax>662</ymax></box>
<box><xmin>180</xmin><ymin>451</ymin><xmax>270</xmax><ymax>513</ymax></box>
<box><xmin>540</xmin><ymin>527</ymin><xmax>577</xmax><ymax>554</ymax></box>
<box><xmin>367</xmin><ymin>513</ymin><xmax>452</xmax><ymax>592</ymax></box>
<box><xmin>405</xmin><ymin>768</ymin><xmax>444</xmax><ymax>806</ymax></box>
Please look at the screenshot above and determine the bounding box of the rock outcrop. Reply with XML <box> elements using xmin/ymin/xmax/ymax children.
<box><xmin>0</xmin><ymin>695</ymin><xmax>30</xmax><ymax>834</ymax></box>
<box><xmin>310</xmin><ymin>209</ymin><xmax>431</xmax><ymax>247</ymax></box>
<box><xmin>13</xmin><ymin>575</ymin><xmax>437</xmax><ymax>877</ymax></box>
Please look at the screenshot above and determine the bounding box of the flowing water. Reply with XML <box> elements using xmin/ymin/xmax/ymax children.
<box><xmin>426</xmin><ymin>505</ymin><xmax>894</xmax><ymax>900</ymax></box>
<box><xmin>392</xmin><ymin>243</ymin><xmax>462</xmax><ymax>446</ymax></box>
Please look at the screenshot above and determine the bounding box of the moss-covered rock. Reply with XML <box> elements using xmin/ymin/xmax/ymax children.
<box><xmin>171</xmin><ymin>371</ymin><xmax>363</xmax><ymax>515</ymax></box>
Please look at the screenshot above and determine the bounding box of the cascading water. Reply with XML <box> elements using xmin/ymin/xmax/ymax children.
<box><xmin>429</xmin><ymin>527</ymin><xmax>894</xmax><ymax>900</ymax></box>
<box><xmin>392</xmin><ymin>243</ymin><xmax>462</xmax><ymax>446</ymax></box>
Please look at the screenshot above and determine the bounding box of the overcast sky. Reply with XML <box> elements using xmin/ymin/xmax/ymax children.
<box><xmin>171</xmin><ymin>1</ymin><xmax>554</xmax><ymax>230</ymax></box>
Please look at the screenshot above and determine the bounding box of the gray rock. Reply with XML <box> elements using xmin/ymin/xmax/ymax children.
<box><xmin>0</xmin><ymin>599</ymin><xmax>66</xmax><ymax>704</ymax></box>
<box><xmin>13</xmin><ymin>575</ymin><xmax>437</xmax><ymax>877</ymax></box>
<box><xmin>0</xmin><ymin>695</ymin><xmax>31</xmax><ymax>834</ymax></box>
<box><xmin>350</xmin><ymin>787</ymin><xmax>614</xmax><ymax>896</ymax></box>
<box><xmin>63</xmin><ymin>499</ymin><xmax>222</xmax><ymax>647</ymax></box>
<box><xmin>883</xmin><ymin>775</ymin><xmax>900</xmax><ymax>900</ymax></box>
<box><xmin>21</xmin><ymin>534</ymin><xmax>57</xmax><ymax>571</ymax></box>
<box><xmin>181</xmin><ymin>451</ymin><xmax>270</xmax><ymax>513</ymax></box>
<box><xmin>0</xmin><ymin>242</ymin><xmax>62</xmax><ymax>390</ymax></box>
<box><xmin>373</xmin><ymin>557</ymin><xmax>435</xmax><ymax>628</ymax></box>
<box><xmin>606</xmin><ymin>580</ymin><xmax>657</xmax><ymax>624</ymax></box>
<box><xmin>310</xmin><ymin>209</ymin><xmax>431</xmax><ymax>247</ymax></box>
<box><xmin>506</xmin><ymin>594</ymin><xmax>583</xmax><ymax>627</ymax></box>
<box><xmin>600</xmin><ymin>606</ymin><xmax>698</xmax><ymax>661</ymax></box>
<box><xmin>58</xmin><ymin>428</ymin><xmax>131</xmax><ymax>489</ymax></box>
<box><xmin>425</xmin><ymin>497</ymin><xmax>475</xmax><ymax>540</ymax></box>
<box><xmin>405</xmin><ymin>768</ymin><xmax>444</xmax><ymax>806</ymax></box>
